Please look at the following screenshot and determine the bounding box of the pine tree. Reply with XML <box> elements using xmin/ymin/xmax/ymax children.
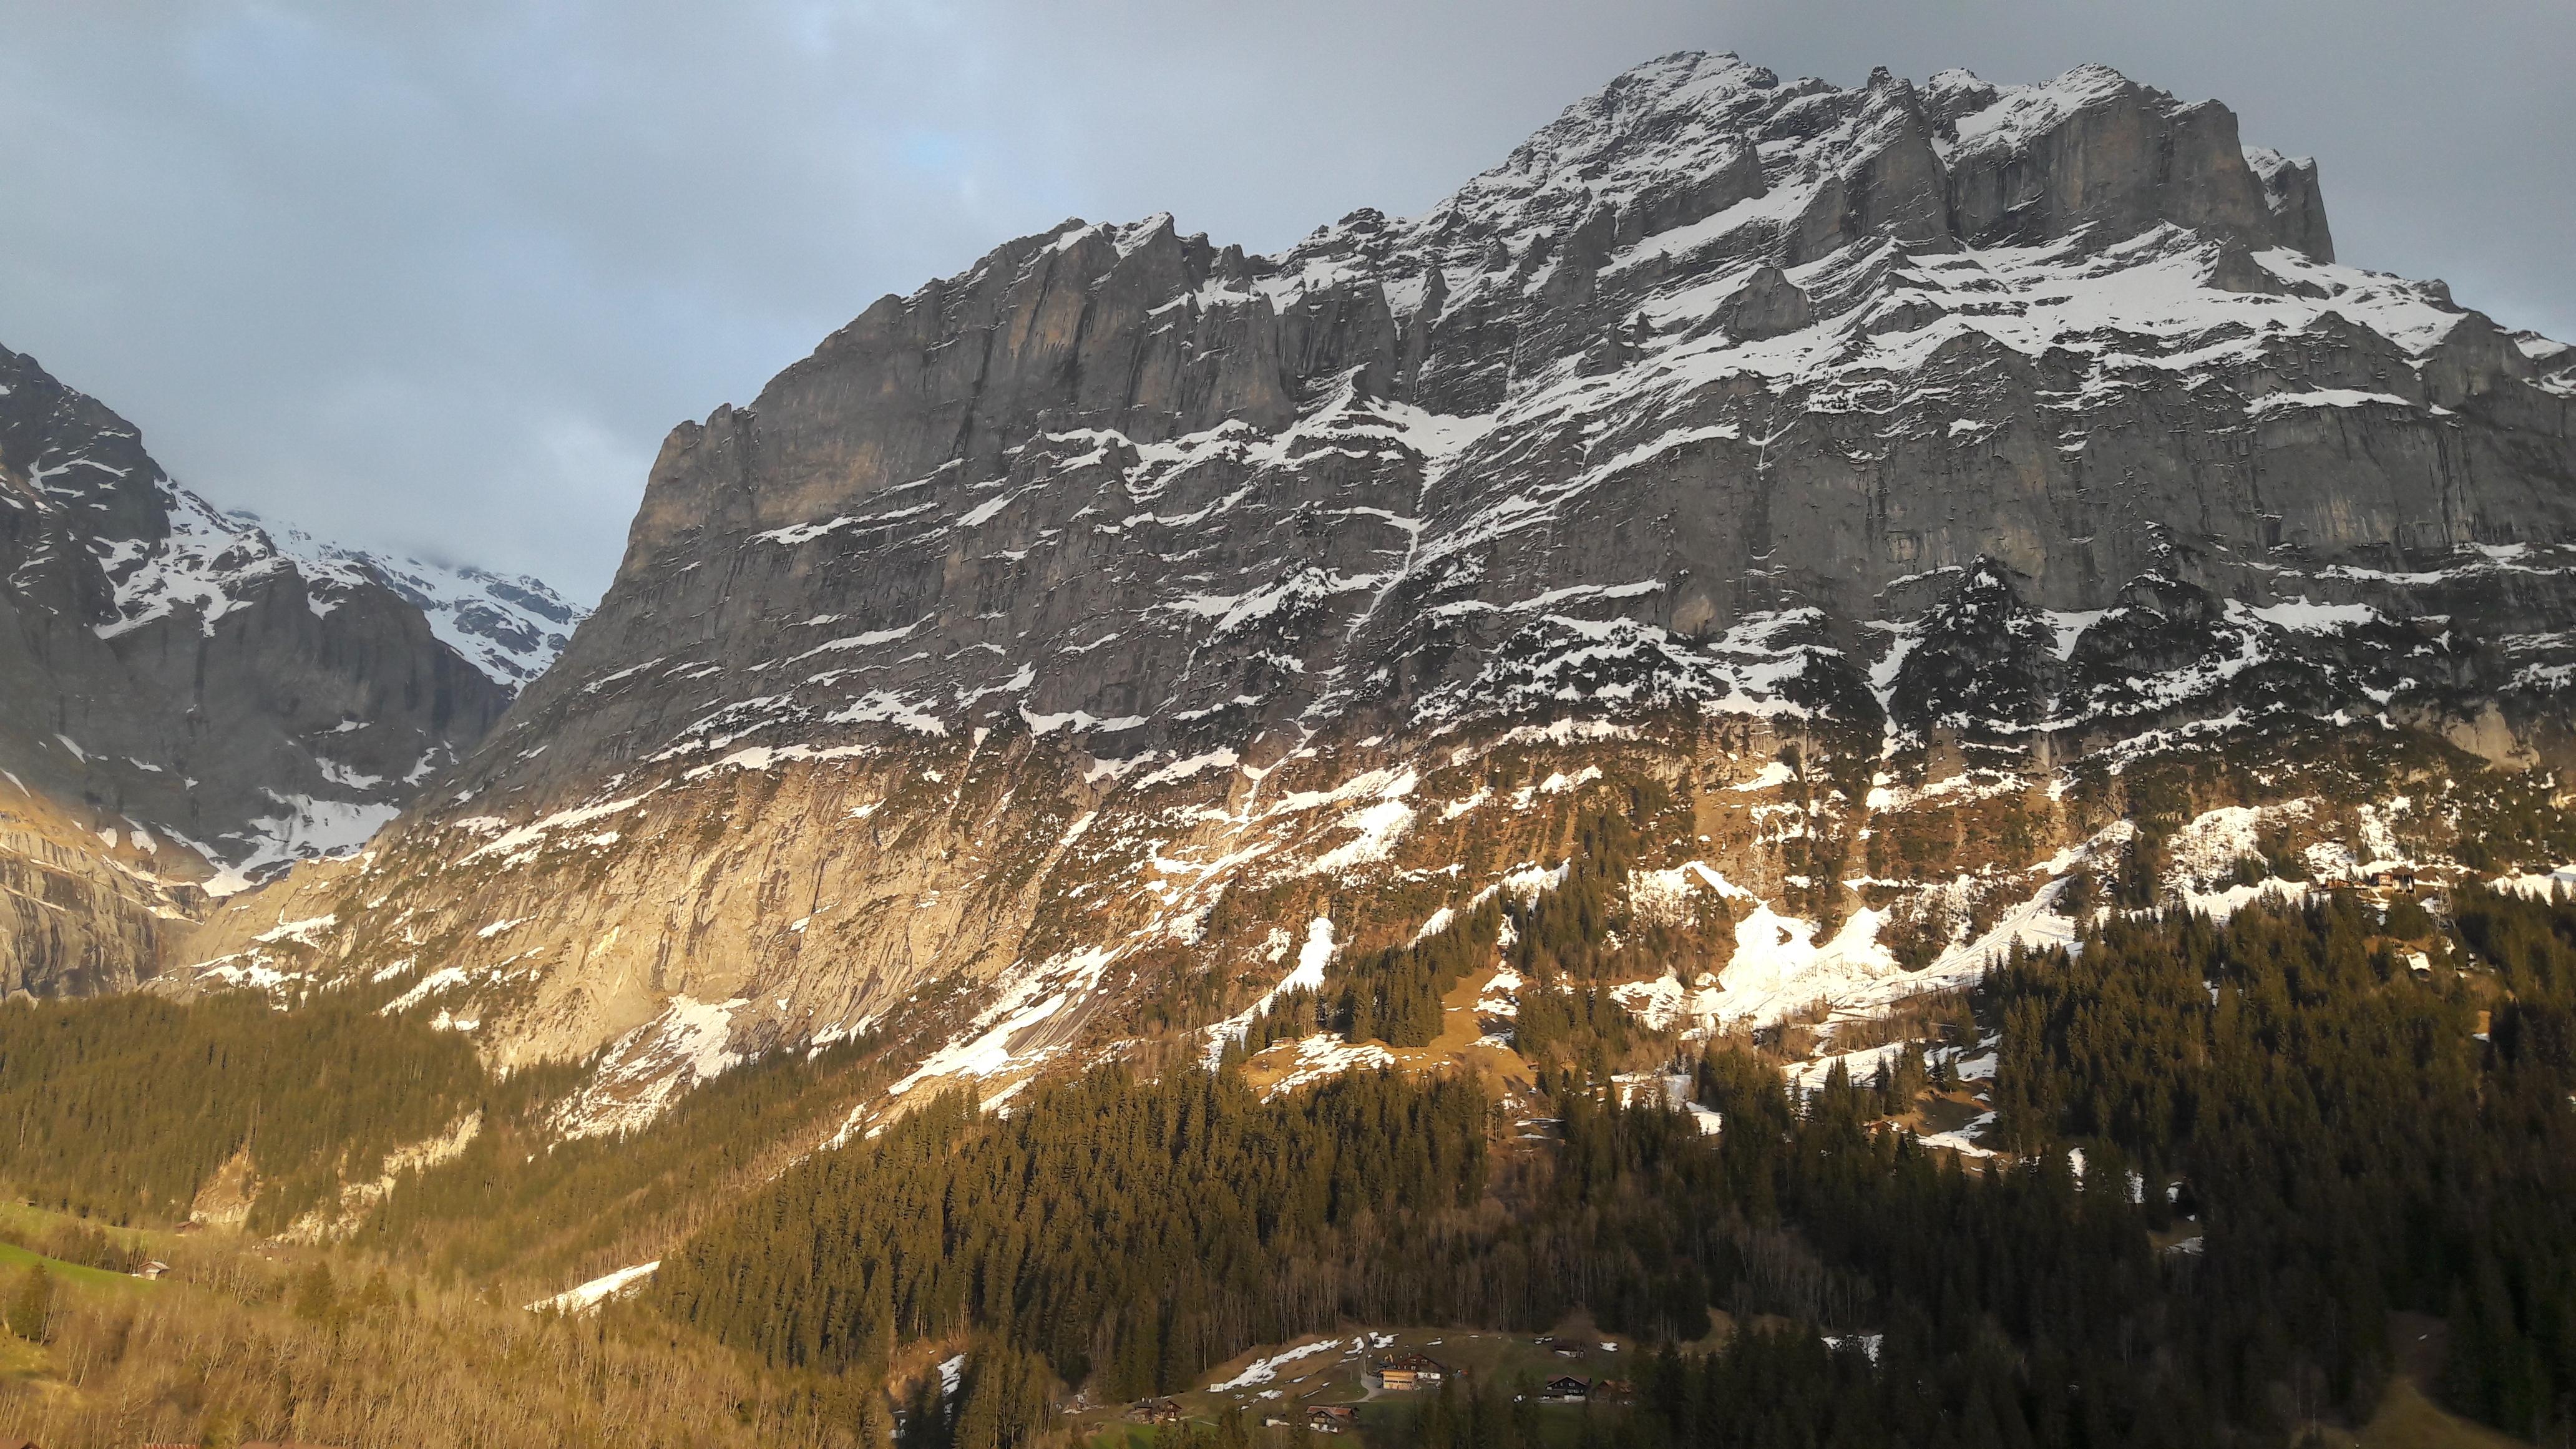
<box><xmin>5</xmin><ymin>1262</ymin><xmax>52</xmax><ymax>1343</ymax></box>
<box><xmin>293</xmin><ymin>1262</ymin><xmax>338</xmax><ymax>1324</ymax></box>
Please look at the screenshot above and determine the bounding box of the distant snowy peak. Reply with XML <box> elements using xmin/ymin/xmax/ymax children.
<box><xmin>82</xmin><ymin>479</ymin><xmax>585</xmax><ymax>691</ymax></box>
<box><xmin>242</xmin><ymin>513</ymin><xmax>590</xmax><ymax>689</ymax></box>
<box><xmin>0</xmin><ymin>343</ymin><xmax>531</xmax><ymax>945</ymax></box>
<box><xmin>93</xmin><ymin>482</ymin><xmax>296</xmax><ymax>640</ymax></box>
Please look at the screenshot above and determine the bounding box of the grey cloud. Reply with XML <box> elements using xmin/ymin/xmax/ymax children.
<box><xmin>0</xmin><ymin>0</ymin><xmax>2566</xmax><ymax>603</ymax></box>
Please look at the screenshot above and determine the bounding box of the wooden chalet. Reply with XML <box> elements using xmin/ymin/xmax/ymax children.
<box><xmin>1544</xmin><ymin>1336</ymin><xmax>1589</xmax><ymax>1358</ymax></box>
<box><xmin>1538</xmin><ymin>1375</ymin><xmax>1591</xmax><ymax>1403</ymax></box>
<box><xmin>1126</xmin><ymin>1398</ymin><xmax>1184</xmax><ymax>1426</ymax></box>
<box><xmin>1593</xmin><ymin>1379</ymin><xmax>1636</xmax><ymax>1403</ymax></box>
<box><xmin>1372</xmin><ymin>1351</ymin><xmax>1450</xmax><ymax>1390</ymax></box>
<box><xmin>1306</xmin><ymin>1405</ymin><xmax>1360</xmax><ymax>1433</ymax></box>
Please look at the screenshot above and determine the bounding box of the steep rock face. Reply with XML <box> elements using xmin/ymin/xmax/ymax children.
<box><xmin>2245</xmin><ymin>147</ymin><xmax>2335</xmax><ymax>264</ymax></box>
<box><xmin>1722</xmin><ymin>266</ymin><xmax>1814</xmax><ymax>341</ymax></box>
<box><xmin>0</xmin><ymin>346</ymin><xmax>581</xmax><ymax>993</ymax></box>
<box><xmin>1930</xmin><ymin>65</ymin><xmax>2281</xmax><ymax>252</ymax></box>
<box><xmin>181</xmin><ymin>54</ymin><xmax>2576</xmax><ymax>1121</ymax></box>
<box><xmin>0</xmin><ymin>782</ymin><xmax>199</xmax><ymax>999</ymax></box>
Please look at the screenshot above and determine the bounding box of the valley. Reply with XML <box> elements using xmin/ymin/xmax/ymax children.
<box><xmin>1</xmin><ymin>42</ymin><xmax>2573</xmax><ymax>1449</ymax></box>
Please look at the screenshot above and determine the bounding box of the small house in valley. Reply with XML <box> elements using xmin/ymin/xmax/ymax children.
<box><xmin>1127</xmin><ymin>1398</ymin><xmax>1184</xmax><ymax>1426</ymax></box>
<box><xmin>1538</xmin><ymin>1376</ymin><xmax>1591</xmax><ymax>1403</ymax></box>
<box><xmin>1372</xmin><ymin>1352</ymin><xmax>1450</xmax><ymax>1390</ymax></box>
<box><xmin>1307</xmin><ymin>1406</ymin><xmax>1360</xmax><ymax>1433</ymax></box>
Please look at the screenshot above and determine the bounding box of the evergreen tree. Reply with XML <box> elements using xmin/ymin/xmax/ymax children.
<box><xmin>5</xmin><ymin>1262</ymin><xmax>53</xmax><ymax>1343</ymax></box>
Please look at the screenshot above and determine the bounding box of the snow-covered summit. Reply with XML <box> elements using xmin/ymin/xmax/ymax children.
<box><xmin>77</xmin><ymin>476</ymin><xmax>584</xmax><ymax>693</ymax></box>
<box><xmin>493</xmin><ymin>49</ymin><xmax>2570</xmax><ymax>820</ymax></box>
<box><xmin>240</xmin><ymin>512</ymin><xmax>588</xmax><ymax>689</ymax></box>
<box><xmin>0</xmin><ymin>341</ymin><xmax>559</xmax><ymax>943</ymax></box>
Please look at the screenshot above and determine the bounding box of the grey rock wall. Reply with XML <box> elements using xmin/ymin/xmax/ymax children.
<box><xmin>0</xmin><ymin>344</ymin><xmax>522</xmax><ymax>991</ymax></box>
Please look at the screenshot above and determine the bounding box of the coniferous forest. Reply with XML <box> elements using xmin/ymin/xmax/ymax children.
<box><xmin>4</xmin><ymin>886</ymin><xmax>2574</xmax><ymax>1447</ymax></box>
<box><xmin>0</xmin><ymin>993</ymin><xmax>486</xmax><ymax>1232</ymax></box>
<box><xmin>656</xmin><ymin>886</ymin><xmax>2576</xmax><ymax>1449</ymax></box>
<box><xmin>9</xmin><ymin>16</ymin><xmax>2576</xmax><ymax>1448</ymax></box>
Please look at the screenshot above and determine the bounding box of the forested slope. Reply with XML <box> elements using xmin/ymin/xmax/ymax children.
<box><xmin>656</xmin><ymin>889</ymin><xmax>2576</xmax><ymax>1448</ymax></box>
<box><xmin>8</xmin><ymin>884</ymin><xmax>2575</xmax><ymax>1447</ymax></box>
<box><xmin>0</xmin><ymin>993</ymin><xmax>485</xmax><ymax>1232</ymax></box>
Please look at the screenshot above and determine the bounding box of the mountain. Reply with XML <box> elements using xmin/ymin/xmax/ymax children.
<box><xmin>234</xmin><ymin>513</ymin><xmax>587</xmax><ymax>691</ymax></box>
<box><xmin>0</xmin><ymin>343</ymin><xmax>587</xmax><ymax>996</ymax></box>
<box><xmin>7</xmin><ymin>49</ymin><xmax>2576</xmax><ymax>1449</ymax></box>
<box><xmin>178</xmin><ymin>52</ymin><xmax>2574</xmax><ymax>1127</ymax></box>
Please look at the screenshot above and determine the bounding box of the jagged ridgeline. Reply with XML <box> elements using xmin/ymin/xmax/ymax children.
<box><xmin>175</xmin><ymin>48</ymin><xmax>2575</xmax><ymax>1140</ymax></box>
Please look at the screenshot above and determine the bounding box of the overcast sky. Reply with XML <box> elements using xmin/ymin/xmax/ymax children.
<box><xmin>2</xmin><ymin>1</ymin><xmax>2568</xmax><ymax>603</ymax></box>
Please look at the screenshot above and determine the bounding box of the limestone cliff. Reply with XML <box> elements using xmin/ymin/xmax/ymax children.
<box><xmin>178</xmin><ymin>54</ymin><xmax>2576</xmax><ymax>1127</ymax></box>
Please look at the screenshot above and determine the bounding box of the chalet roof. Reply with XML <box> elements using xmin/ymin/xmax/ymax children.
<box><xmin>1376</xmin><ymin>1350</ymin><xmax>1449</xmax><ymax>1372</ymax></box>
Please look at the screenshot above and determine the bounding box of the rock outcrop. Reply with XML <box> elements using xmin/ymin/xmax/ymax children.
<box><xmin>1721</xmin><ymin>266</ymin><xmax>1813</xmax><ymax>340</ymax></box>
<box><xmin>175</xmin><ymin>53</ymin><xmax>2576</xmax><ymax>1125</ymax></box>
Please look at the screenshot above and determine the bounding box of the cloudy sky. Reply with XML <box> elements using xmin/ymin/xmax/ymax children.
<box><xmin>3</xmin><ymin>1</ymin><xmax>2569</xmax><ymax>603</ymax></box>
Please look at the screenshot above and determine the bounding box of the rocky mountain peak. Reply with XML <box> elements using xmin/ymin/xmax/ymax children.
<box><xmin>0</xmin><ymin>343</ymin><xmax>587</xmax><ymax>995</ymax></box>
<box><xmin>232</xmin><ymin>512</ymin><xmax>590</xmax><ymax>689</ymax></box>
<box><xmin>173</xmin><ymin>52</ymin><xmax>2575</xmax><ymax>1131</ymax></box>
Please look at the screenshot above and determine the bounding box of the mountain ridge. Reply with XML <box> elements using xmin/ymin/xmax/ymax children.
<box><xmin>221</xmin><ymin>509</ymin><xmax>588</xmax><ymax>692</ymax></box>
<box><xmin>170</xmin><ymin>51</ymin><xmax>2575</xmax><ymax>1133</ymax></box>
<box><xmin>0</xmin><ymin>341</ymin><xmax>588</xmax><ymax>995</ymax></box>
